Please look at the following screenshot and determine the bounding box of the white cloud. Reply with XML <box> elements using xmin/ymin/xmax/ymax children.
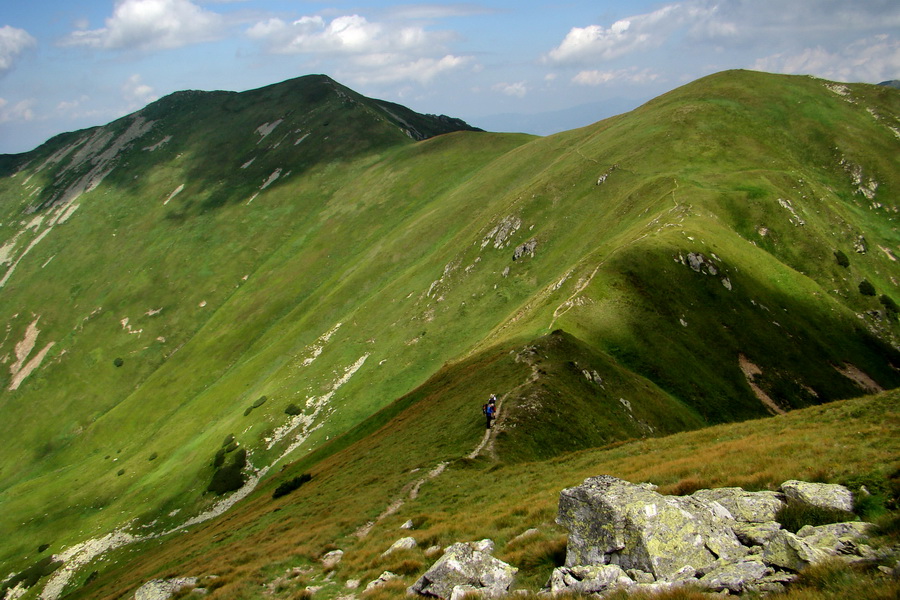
<box><xmin>122</xmin><ymin>74</ymin><xmax>158</xmax><ymax>107</ymax></box>
<box><xmin>61</xmin><ymin>0</ymin><xmax>225</xmax><ymax>51</ymax></box>
<box><xmin>545</xmin><ymin>1</ymin><xmax>900</xmax><ymax>72</ymax></box>
<box><xmin>0</xmin><ymin>98</ymin><xmax>36</xmax><ymax>123</ymax></box>
<box><xmin>0</xmin><ymin>25</ymin><xmax>37</xmax><ymax>76</ymax></box>
<box><xmin>546</xmin><ymin>5</ymin><xmax>683</xmax><ymax>64</ymax></box>
<box><xmin>753</xmin><ymin>35</ymin><xmax>900</xmax><ymax>83</ymax></box>
<box><xmin>247</xmin><ymin>12</ymin><xmax>471</xmax><ymax>86</ymax></box>
<box><xmin>343</xmin><ymin>54</ymin><xmax>470</xmax><ymax>85</ymax></box>
<box><xmin>492</xmin><ymin>81</ymin><xmax>527</xmax><ymax>97</ymax></box>
<box><xmin>248</xmin><ymin>14</ymin><xmax>450</xmax><ymax>57</ymax></box>
<box><xmin>573</xmin><ymin>68</ymin><xmax>659</xmax><ymax>86</ymax></box>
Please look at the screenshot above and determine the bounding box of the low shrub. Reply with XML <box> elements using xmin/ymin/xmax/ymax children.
<box><xmin>859</xmin><ymin>279</ymin><xmax>876</xmax><ymax>296</ymax></box>
<box><xmin>148</xmin><ymin>452</ymin><xmax>158</xmax><ymax>461</ymax></box>
<box><xmin>208</xmin><ymin>448</ymin><xmax>248</xmax><ymax>495</ymax></box>
<box><xmin>834</xmin><ymin>250</ymin><xmax>850</xmax><ymax>268</ymax></box>
<box><xmin>284</xmin><ymin>403</ymin><xmax>302</xmax><ymax>416</ymax></box>
<box><xmin>222</xmin><ymin>434</ymin><xmax>235</xmax><ymax>447</ymax></box>
<box><xmin>0</xmin><ymin>556</ymin><xmax>63</xmax><ymax>597</ymax></box>
<box><xmin>880</xmin><ymin>295</ymin><xmax>898</xmax><ymax>317</ymax></box>
<box><xmin>273</xmin><ymin>473</ymin><xmax>312</xmax><ymax>499</ymax></box>
<box><xmin>253</xmin><ymin>396</ymin><xmax>268</xmax><ymax>408</ymax></box>
<box><xmin>776</xmin><ymin>501</ymin><xmax>856</xmax><ymax>533</ymax></box>
<box><xmin>213</xmin><ymin>448</ymin><xmax>226</xmax><ymax>468</ymax></box>
<box><xmin>113</xmin><ymin>357</ymin><xmax>124</xmax><ymax>367</ymax></box>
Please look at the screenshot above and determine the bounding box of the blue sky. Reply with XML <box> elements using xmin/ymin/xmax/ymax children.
<box><xmin>1</xmin><ymin>0</ymin><xmax>898</xmax><ymax>154</ymax></box>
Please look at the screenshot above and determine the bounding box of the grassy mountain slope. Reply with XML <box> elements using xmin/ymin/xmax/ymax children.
<box><xmin>0</xmin><ymin>70</ymin><xmax>898</xmax><ymax>598</ymax></box>
<box><xmin>58</xmin><ymin>383</ymin><xmax>900</xmax><ymax>600</ymax></box>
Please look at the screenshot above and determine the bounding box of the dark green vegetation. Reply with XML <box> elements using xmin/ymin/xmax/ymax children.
<box><xmin>272</xmin><ymin>473</ymin><xmax>312</xmax><ymax>499</ymax></box>
<box><xmin>0</xmin><ymin>70</ymin><xmax>898</xmax><ymax>599</ymax></box>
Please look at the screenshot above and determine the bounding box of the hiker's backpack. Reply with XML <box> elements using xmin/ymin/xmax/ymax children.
<box><xmin>482</xmin><ymin>403</ymin><xmax>488</xmax><ymax>415</ymax></box>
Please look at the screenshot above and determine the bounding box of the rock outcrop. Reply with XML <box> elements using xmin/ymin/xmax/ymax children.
<box><xmin>408</xmin><ymin>539</ymin><xmax>517</xmax><ymax>599</ymax></box>
<box><xmin>134</xmin><ymin>577</ymin><xmax>198</xmax><ymax>600</ymax></box>
<box><xmin>551</xmin><ymin>476</ymin><xmax>871</xmax><ymax>596</ymax></box>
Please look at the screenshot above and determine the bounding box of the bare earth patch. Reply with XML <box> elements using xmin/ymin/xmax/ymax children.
<box><xmin>833</xmin><ymin>363</ymin><xmax>883</xmax><ymax>394</ymax></box>
<box><xmin>738</xmin><ymin>354</ymin><xmax>785</xmax><ymax>415</ymax></box>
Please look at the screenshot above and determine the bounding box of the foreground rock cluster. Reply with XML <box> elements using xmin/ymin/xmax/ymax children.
<box><xmin>409</xmin><ymin>476</ymin><xmax>875</xmax><ymax>598</ymax></box>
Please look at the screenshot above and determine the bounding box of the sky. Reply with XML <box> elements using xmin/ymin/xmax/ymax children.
<box><xmin>0</xmin><ymin>0</ymin><xmax>899</xmax><ymax>154</ymax></box>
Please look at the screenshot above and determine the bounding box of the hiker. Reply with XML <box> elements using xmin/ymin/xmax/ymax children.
<box><xmin>483</xmin><ymin>394</ymin><xmax>497</xmax><ymax>429</ymax></box>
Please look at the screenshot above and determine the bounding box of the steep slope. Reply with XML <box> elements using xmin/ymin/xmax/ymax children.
<box><xmin>0</xmin><ymin>70</ymin><xmax>898</xmax><ymax>599</ymax></box>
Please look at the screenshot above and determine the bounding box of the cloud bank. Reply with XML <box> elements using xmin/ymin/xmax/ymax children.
<box><xmin>61</xmin><ymin>0</ymin><xmax>225</xmax><ymax>51</ymax></box>
<box><xmin>0</xmin><ymin>26</ymin><xmax>37</xmax><ymax>76</ymax></box>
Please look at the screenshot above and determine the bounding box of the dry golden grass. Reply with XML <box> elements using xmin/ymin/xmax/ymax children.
<box><xmin>64</xmin><ymin>391</ymin><xmax>898</xmax><ymax>600</ymax></box>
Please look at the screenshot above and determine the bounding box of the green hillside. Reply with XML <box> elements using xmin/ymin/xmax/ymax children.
<box><xmin>0</xmin><ymin>70</ymin><xmax>898</xmax><ymax>599</ymax></box>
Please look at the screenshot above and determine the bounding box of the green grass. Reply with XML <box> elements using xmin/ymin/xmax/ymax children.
<box><xmin>0</xmin><ymin>70</ymin><xmax>898</xmax><ymax>598</ymax></box>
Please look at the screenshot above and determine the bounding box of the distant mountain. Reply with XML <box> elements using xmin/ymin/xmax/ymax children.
<box><xmin>878</xmin><ymin>80</ymin><xmax>900</xmax><ymax>89</ymax></box>
<box><xmin>0</xmin><ymin>70</ymin><xmax>898</xmax><ymax>600</ymax></box>
<box><xmin>472</xmin><ymin>97</ymin><xmax>643</xmax><ymax>136</ymax></box>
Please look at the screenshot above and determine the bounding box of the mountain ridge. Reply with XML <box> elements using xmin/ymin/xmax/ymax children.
<box><xmin>0</xmin><ymin>69</ymin><xmax>898</xmax><ymax>599</ymax></box>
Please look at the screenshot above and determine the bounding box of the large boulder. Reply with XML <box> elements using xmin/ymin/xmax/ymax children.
<box><xmin>691</xmin><ymin>487</ymin><xmax>784</xmax><ymax>523</ymax></box>
<box><xmin>761</xmin><ymin>529</ymin><xmax>829</xmax><ymax>571</ymax></box>
<box><xmin>780</xmin><ymin>480</ymin><xmax>854</xmax><ymax>513</ymax></box>
<box><xmin>797</xmin><ymin>521</ymin><xmax>873</xmax><ymax>557</ymax></box>
<box><xmin>548</xmin><ymin>564</ymin><xmax>633</xmax><ymax>595</ymax></box>
<box><xmin>698</xmin><ymin>559</ymin><xmax>772</xmax><ymax>593</ymax></box>
<box><xmin>408</xmin><ymin>540</ymin><xmax>517</xmax><ymax>599</ymax></box>
<box><xmin>556</xmin><ymin>475</ymin><xmax>745</xmax><ymax>580</ymax></box>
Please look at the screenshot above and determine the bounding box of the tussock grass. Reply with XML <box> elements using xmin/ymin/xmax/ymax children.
<box><xmin>781</xmin><ymin>559</ymin><xmax>900</xmax><ymax>600</ymax></box>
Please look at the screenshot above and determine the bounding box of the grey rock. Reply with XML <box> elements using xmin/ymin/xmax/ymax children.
<box><xmin>401</xmin><ymin>519</ymin><xmax>415</xmax><ymax>530</ymax></box>
<box><xmin>321</xmin><ymin>549</ymin><xmax>344</xmax><ymax>569</ymax></box>
<box><xmin>698</xmin><ymin>559</ymin><xmax>771</xmax><ymax>593</ymax></box>
<box><xmin>762</xmin><ymin>529</ymin><xmax>829</xmax><ymax>571</ymax></box>
<box><xmin>381</xmin><ymin>536</ymin><xmax>417</xmax><ymax>557</ymax></box>
<box><xmin>798</xmin><ymin>521</ymin><xmax>873</xmax><ymax>557</ymax></box>
<box><xmin>692</xmin><ymin>487</ymin><xmax>784</xmax><ymax>523</ymax></box>
<box><xmin>364</xmin><ymin>571</ymin><xmax>399</xmax><ymax>592</ymax></box>
<box><xmin>548</xmin><ymin>564</ymin><xmax>633</xmax><ymax>594</ymax></box>
<box><xmin>134</xmin><ymin>578</ymin><xmax>198</xmax><ymax>600</ymax></box>
<box><xmin>449</xmin><ymin>584</ymin><xmax>481</xmax><ymax>600</ymax></box>
<box><xmin>556</xmin><ymin>475</ymin><xmax>745</xmax><ymax>580</ymax></box>
<box><xmin>512</xmin><ymin>240</ymin><xmax>537</xmax><ymax>261</ymax></box>
<box><xmin>732</xmin><ymin>521</ymin><xmax>783</xmax><ymax>546</ymax></box>
<box><xmin>626</xmin><ymin>569</ymin><xmax>655</xmax><ymax>584</ymax></box>
<box><xmin>409</xmin><ymin>540</ymin><xmax>517</xmax><ymax>599</ymax></box>
<box><xmin>780</xmin><ymin>480</ymin><xmax>854</xmax><ymax>513</ymax></box>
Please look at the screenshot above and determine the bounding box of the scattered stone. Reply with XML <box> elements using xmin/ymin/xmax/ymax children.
<box><xmin>512</xmin><ymin>240</ymin><xmax>537</xmax><ymax>261</ymax></box>
<box><xmin>854</xmin><ymin>235</ymin><xmax>868</xmax><ymax>254</ymax></box>
<box><xmin>134</xmin><ymin>577</ymin><xmax>198</xmax><ymax>600</ymax></box>
<box><xmin>382</xmin><ymin>536</ymin><xmax>417</xmax><ymax>557</ymax></box>
<box><xmin>425</xmin><ymin>545</ymin><xmax>443</xmax><ymax>557</ymax></box>
<box><xmin>321</xmin><ymin>549</ymin><xmax>344</xmax><ymax>569</ymax></box>
<box><xmin>509</xmin><ymin>528</ymin><xmax>539</xmax><ymax>545</ymax></box>
<box><xmin>365</xmin><ymin>571</ymin><xmax>399</xmax><ymax>592</ymax></box>
<box><xmin>345</xmin><ymin>579</ymin><xmax>360</xmax><ymax>589</ymax></box>
<box><xmin>401</xmin><ymin>519</ymin><xmax>415</xmax><ymax>530</ymax></box>
<box><xmin>408</xmin><ymin>540</ymin><xmax>517</xmax><ymax>599</ymax></box>
<box><xmin>780</xmin><ymin>480</ymin><xmax>854</xmax><ymax>512</ymax></box>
